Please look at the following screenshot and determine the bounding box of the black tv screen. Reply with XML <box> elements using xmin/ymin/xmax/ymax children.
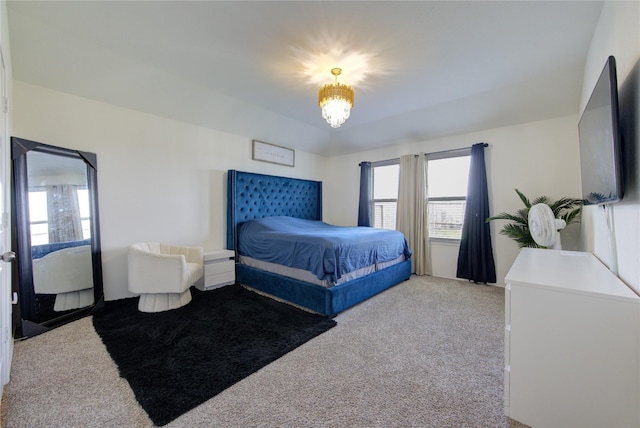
<box><xmin>578</xmin><ymin>55</ymin><xmax>623</xmax><ymax>205</ymax></box>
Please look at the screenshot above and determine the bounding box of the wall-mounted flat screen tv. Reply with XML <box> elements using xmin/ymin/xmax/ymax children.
<box><xmin>578</xmin><ymin>55</ymin><xmax>623</xmax><ymax>205</ymax></box>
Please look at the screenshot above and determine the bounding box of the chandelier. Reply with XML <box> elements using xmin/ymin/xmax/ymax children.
<box><xmin>318</xmin><ymin>68</ymin><xmax>354</xmax><ymax>128</ymax></box>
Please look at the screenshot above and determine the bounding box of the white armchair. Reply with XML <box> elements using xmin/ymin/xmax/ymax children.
<box><xmin>33</xmin><ymin>245</ymin><xmax>94</xmax><ymax>312</ymax></box>
<box><xmin>128</xmin><ymin>242</ymin><xmax>204</xmax><ymax>312</ymax></box>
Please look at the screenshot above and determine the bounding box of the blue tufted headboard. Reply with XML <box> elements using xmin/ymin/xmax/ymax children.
<box><xmin>226</xmin><ymin>170</ymin><xmax>322</xmax><ymax>253</ymax></box>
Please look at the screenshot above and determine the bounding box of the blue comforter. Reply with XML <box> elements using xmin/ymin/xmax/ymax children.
<box><xmin>238</xmin><ymin>216</ymin><xmax>411</xmax><ymax>283</ymax></box>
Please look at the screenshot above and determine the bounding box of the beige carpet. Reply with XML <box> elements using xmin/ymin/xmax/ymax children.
<box><xmin>2</xmin><ymin>275</ymin><xmax>520</xmax><ymax>427</ymax></box>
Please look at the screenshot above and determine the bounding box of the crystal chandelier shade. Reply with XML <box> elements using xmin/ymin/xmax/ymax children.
<box><xmin>318</xmin><ymin>68</ymin><xmax>354</xmax><ymax>128</ymax></box>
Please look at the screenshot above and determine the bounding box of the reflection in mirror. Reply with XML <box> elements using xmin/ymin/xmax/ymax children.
<box><xmin>28</xmin><ymin>151</ymin><xmax>94</xmax><ymax>317</ymax></box>
<box><xmin>12</xmin><ymin>137</ymin><xmax>103</xmax><ymax>338</ymax></box>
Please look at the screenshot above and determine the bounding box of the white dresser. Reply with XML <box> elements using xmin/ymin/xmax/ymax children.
<box><xmin>504</xmin><ymin>248</ymin><xmax>640</xmax><ymax>428</ymax></box>
<box><xmin>196</xmin><ymin>249</ymin><xmax>235</xmax><ymax>291</ymax></box>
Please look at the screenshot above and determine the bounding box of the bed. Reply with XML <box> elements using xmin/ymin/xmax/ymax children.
<box><xmin>227</xmin><ymin>169</ymin><xmax>412</xmax><ymax>317</ymax></box>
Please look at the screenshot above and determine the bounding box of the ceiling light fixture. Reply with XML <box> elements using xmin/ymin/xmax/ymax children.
<box><xmin>318</xmin><ymin>68</ymin><xmax>354</xmax><ymax>128</ymax></box>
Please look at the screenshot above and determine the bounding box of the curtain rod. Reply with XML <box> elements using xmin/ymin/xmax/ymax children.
<box><xmin>361</xmin><ymin>143</ymin><xmax>488</xmax><ymax>166</ymax></box>
<box><xmin>424</xmin><ymin>142</ymin><xmax>488</xmax><ymax>158</ymax></box>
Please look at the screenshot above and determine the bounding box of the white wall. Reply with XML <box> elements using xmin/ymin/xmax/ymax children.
<box><xmin>14</xmin><ymin>1</ymin><xmax>637</xmax><ymax>298</ymax></box>
<box><xmin>12</xmin><ymin>81</ymin><xmax>328</xmax><ymax>300</ymax></box>
<box><xmin>578</xmin><ymin>1</ymin><xmax>640</xmax><ymax>294</ymax></box>
<box><xmin>325</xmin><ymin>115</ymin><xmax>582</xmax><ymax>285</ymax></box>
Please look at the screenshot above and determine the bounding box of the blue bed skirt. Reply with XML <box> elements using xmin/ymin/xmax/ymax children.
<box><xmin>236</xmin><ymin>259</ymin><xmax>412</xmax><ymax>317</ymax></box>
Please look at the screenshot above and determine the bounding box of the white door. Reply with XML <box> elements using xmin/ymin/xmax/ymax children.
<box><xmin>0</xmin><ymin>45</ymin><xmax>12</xmax><ymax>387</ymax></box>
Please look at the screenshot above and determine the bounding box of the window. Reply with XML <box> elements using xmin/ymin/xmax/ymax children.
<box><xmin>372</xmin><ymin>163</ymin><xmax>399</xmax><ymax>230</ymax></box>
<box><xmin>427</xmin><ymin>154</ymin><xmax>470</xmax><ymax>240</ymax></box>
<box><xmin>370</xmin><ymin>151</ymin><xmax>471</xmax><ymax>240</ymax></box>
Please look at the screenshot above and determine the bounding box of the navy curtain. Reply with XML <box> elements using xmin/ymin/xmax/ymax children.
<box><xmin>358</xmin><ymin>162</ymin><xmax>372</xmax><ymax>226</ymax></box>
<box><xmin>456</xmin><ymin>143</ymin><xmax>496</xmax><ymax>284</ymax></box>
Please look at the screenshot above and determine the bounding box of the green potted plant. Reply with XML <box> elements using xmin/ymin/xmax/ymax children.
<box><xmin>487</xmin><ymin>189</ymin><xmax>582</xmax><ymax>248</ymax></box>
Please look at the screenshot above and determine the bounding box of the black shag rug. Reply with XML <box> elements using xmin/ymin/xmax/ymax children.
<box><xmin>92</xmin><ymin>284</ymin><xmax>336</xmax><ymax>426</ymax></box>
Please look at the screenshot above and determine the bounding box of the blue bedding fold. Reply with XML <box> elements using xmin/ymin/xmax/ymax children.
<box><xmin>238</xmin><ymin>216</ymin><xmax>412</xmax><ymax>283</ymax></box>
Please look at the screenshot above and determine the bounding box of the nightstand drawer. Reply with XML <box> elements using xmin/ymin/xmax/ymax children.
<box><xmin>204</xmin><ymin>260</ymin><xmax>234</xmax><ymax>276</ymax></box>
<box><xmin>204</xmin><ymin>249</ymin><xmax>235</xmax><ymax>263</ymax></box>
<box><xmin>204</xmin><ymin>270</ymin><xmax>235</xmax><ymax>287</ymax></box>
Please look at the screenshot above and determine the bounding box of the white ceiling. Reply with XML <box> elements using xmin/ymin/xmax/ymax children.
<box><xmin>7</xmin><ymin>1</ymin><xmax>604</xmax><ymax>157</ymax></box>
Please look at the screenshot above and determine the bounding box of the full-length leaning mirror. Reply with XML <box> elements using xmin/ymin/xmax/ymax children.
<box><xmin>12</xmin><ymin>137</ymin><xmax>103</xmax><ymax>338</ymax></box>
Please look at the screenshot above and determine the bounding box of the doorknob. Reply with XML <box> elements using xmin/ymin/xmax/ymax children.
<box><xmin>1</xmin><ymin>251</ymin><xmax>15</xmax><ymax>263</ymax></box>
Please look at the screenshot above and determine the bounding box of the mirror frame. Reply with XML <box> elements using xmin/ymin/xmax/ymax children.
<box><xmin>11</xmin><ymin>137</ymin><xmax>104</xmax><ymax>338</ymax></box>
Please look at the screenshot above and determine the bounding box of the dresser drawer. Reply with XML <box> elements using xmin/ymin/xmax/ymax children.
<box><xmin>204</xmin><ymin>260</ymin><xmax>234</xmax><ymax>276</ymax></box>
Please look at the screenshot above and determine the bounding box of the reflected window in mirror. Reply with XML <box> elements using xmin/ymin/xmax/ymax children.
<box><xmin>27</xmin><ymin>185</ymin><xmax>92</xmax><ymax>245</ymax></box>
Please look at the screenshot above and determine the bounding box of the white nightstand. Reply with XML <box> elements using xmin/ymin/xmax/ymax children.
<box><xmin>196</xmin><ymin>249</ymin><xmax>235</xmax><ymax>291</ymax></box>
